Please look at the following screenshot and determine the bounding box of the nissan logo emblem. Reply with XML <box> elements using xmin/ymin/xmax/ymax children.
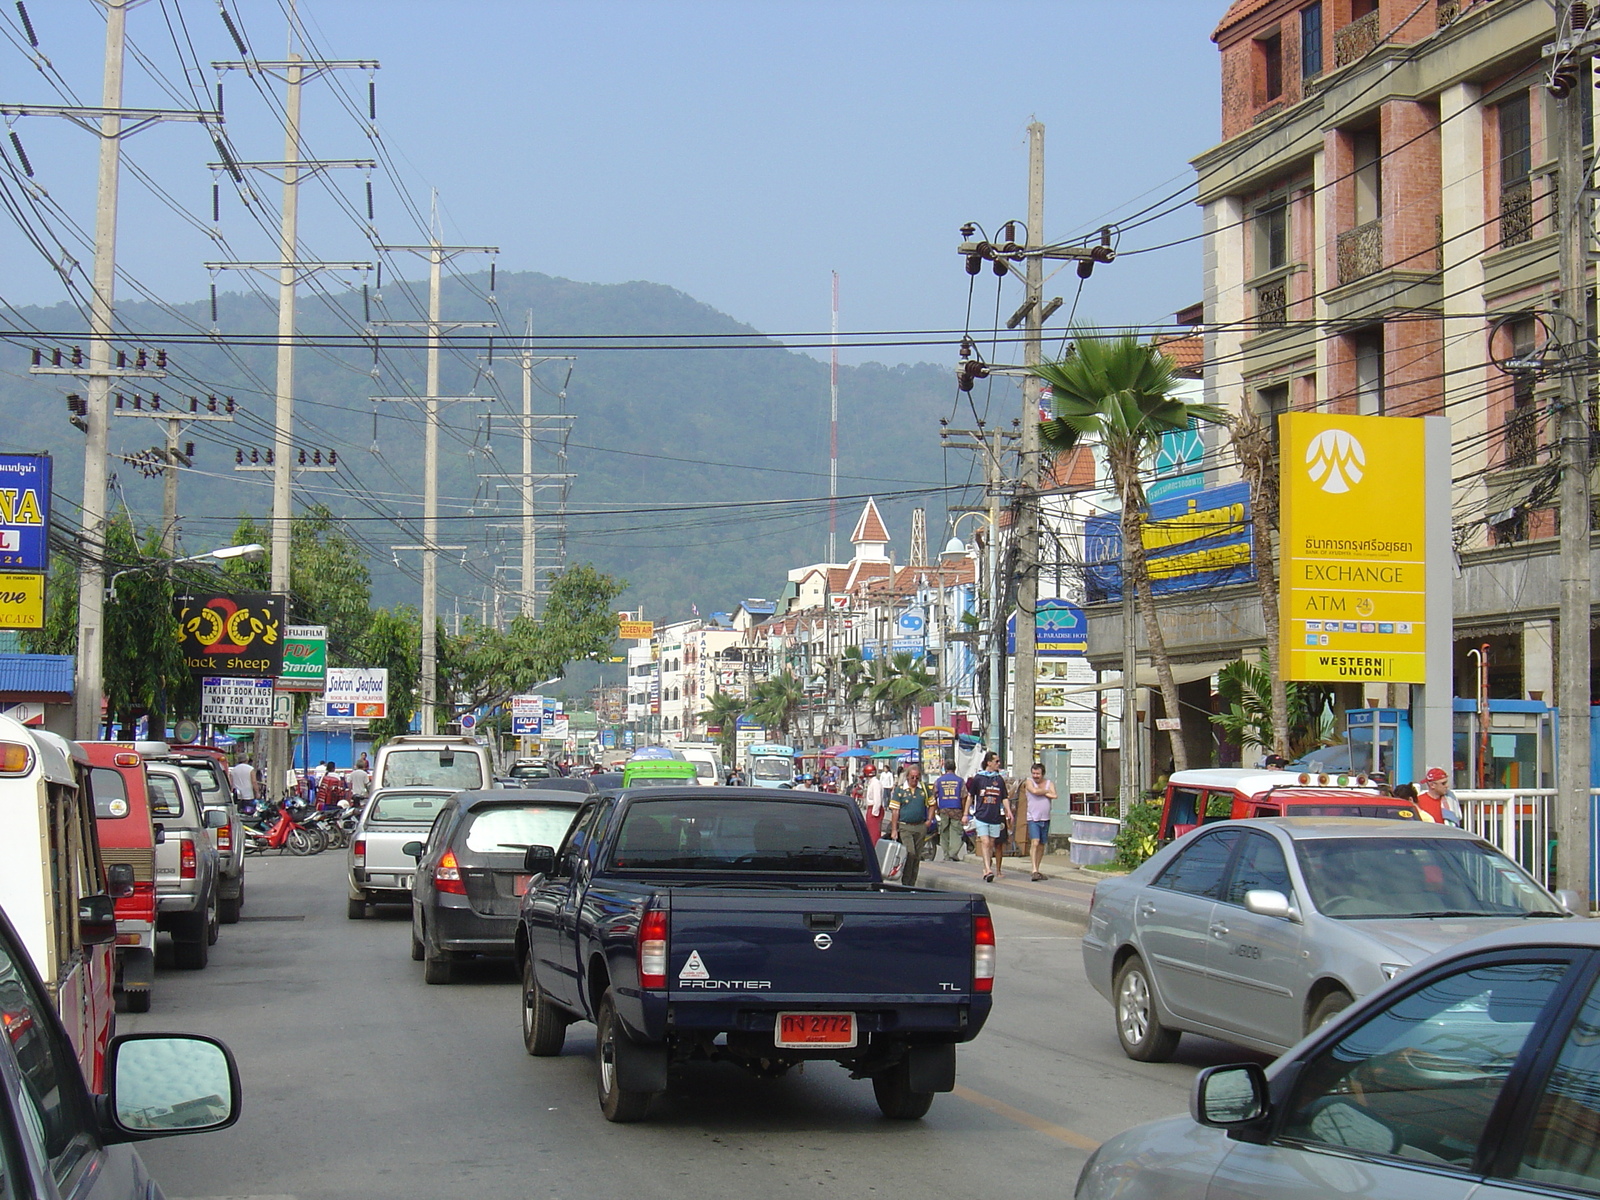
<box><xmin>813</xmin><ymin>933</ymin><xmax>833</xmax><ymax>950</ymax></box>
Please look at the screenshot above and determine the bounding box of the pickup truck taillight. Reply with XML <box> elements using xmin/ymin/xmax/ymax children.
<box><xmin>973</xmin><ymin>914</ymin><xmax>995</xmax><ymax>993</ymax></box>
<box><xmin>638</xmin><ymin>909</ymin><xmax>668</xmax><ymax>989</ymax></box>
<box><xmin>434</xmin><ymin>849</ymin><xmax>466</xmax><ymax>895</ymax></box>
<box><xmin>216</xmin><ymin>823</ymin><xmax>232</xmax><ymax>852</ymax></box>
<box><xmin>179</xmin><ymin>837</ymin><xmax>197</xmax><ymax>881</ymax></box>
<box><xmin>353</xmin><ymin>839</ymin><xmax>366</xmax><ymax>868</ymax></box>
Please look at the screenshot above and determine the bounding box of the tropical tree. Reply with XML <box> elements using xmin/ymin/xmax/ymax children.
<box><xmin>356</xmin><ymin>606</ymin><xmax>420</xmax><ymax>743</ymax></box>
<box><xmin>883</xmin><ymin>651</ymin><xmax>939</xmax><ymax>733</ymax></box>
<box><xmin>1210</xmin><ymin>650</ymin><xmax>1334</xmax><ymax>761</ymax></box>
<box><xmin>750</xmin><ymin>668</ymin><xmax>806</xmax><ymax>743</ymax></box>
<box><xmin>702</xmin><ymin>690</ymin><xmax>746</xmax><ymax>762</ymax></box>
<box><xmin>1033</xmin><ymin>335</ymin><xmax>1227</xmax><ymax>772</ymax></box>
<box><xmin>1226</xmin><ymin>405</ymin><xmax>1289</xmax><ymax>757</ymax></box>
<box><xmin>838</xmin><ymin>644</ymin><xmax>870</xmax><ymax>742</ymax></box>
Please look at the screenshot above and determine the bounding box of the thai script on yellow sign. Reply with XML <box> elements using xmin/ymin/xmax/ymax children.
<box><xmin>1280</xmin><ymin>413</ymin><xmax>1427</xmax><ymax>683</ymax></box>
<box><xmin>0</xmin><ymin>573</ymin><xmax>45</xmax><ymax>629</ymax></box>
<box><xmin>618</xmin><ymin>619</ymin><xmax>654</xmax><ymax>640</ymax></box>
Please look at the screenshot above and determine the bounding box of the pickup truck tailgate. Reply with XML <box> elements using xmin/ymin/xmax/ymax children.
<box><xmin>666</xmin><ymin>889</ymin><xmax>979</xmax><ymax>1000</ymax></box>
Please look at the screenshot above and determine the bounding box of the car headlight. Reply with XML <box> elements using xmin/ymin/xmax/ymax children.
<box><xmin>1380</xmin><ymin>962</ymin><xmax>1407</xmax><ymax>981</ymax></box>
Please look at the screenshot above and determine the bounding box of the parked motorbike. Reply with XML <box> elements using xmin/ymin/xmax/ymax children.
<box><xmin>242</xmin><ymin>801</ymin><xmax>317</xmax><ymax>856</ymax></box>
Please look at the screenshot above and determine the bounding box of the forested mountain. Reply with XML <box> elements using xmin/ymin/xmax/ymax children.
<box><xmin>2</xmin><ymin>271</ymin><xmax>989</xmax><ymax>623</ymax></box>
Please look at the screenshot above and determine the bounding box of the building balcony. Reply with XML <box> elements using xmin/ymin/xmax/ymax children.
<box><xmin>1334</xmin><ymin>10</ymin><xmax>1381</xmax><ymax>68</ymax></box>
<box><xmin>1500</xmin><ymin>179</ymin><xmax>1534</xmax><ymax>247</ymax></box>
<box><xmin>1503</xmin><ymin>406</ymin><xmax>1539</xmax><ymax>469</ymax></box>
<box><xmin>1337</xmin><ymin>219</ymin><xmax>1383</xmax><ymax>285</ymax></box>
<box><xmin>1254</xmin><ymin>278</ymin><xmax>1288</xmax><ymax>327</ymax></box>
<box><xmin>1436</xmin><ymin>0</ymin><xmax>1461</xmax><ymax>26</ymax></box>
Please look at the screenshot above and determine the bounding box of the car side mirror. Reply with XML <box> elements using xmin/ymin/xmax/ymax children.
<box><xmin>203</xmin><ymin>808</ymin><xmax>228</xmax><ymax>830</ymax></box>
<box><xmin>1556</xmin><ymin>888</ymin><xmax>1586</xmax><ymax>916</ymax></box>
<box><xmin>104</xmin><ymin>1034</ymin><xmax>240</xmax><ymax>1142</ymax></box>
<box><xmin>79</xmin><ymin>893</ymin><xmax>117</xmax><ymax>945</ymax></box>
<box><xmin>522</xmin><ymin>845</ymin><xmax>556</xmax><ymax>875</ymax></box>
<box><xmin>152</xmin><ymin>823</ymin><xmax>166</xmax><ymax>845</ymax></box>
<box><xmin>1191</xmin><ymin>1063</ymin><xmax>1270</xmax><ymax>1129</ymax></box>
<box><xmin>107</xmin><ymin>863</ymin><xmax>136</xmax><ymax>899</ymax></box>
<box><xmin>401</xmin><ymin>841</ymin><xmax>424</xmax><ymax>860</ymax></box>
<box><xmin>1244</xmin><ymin>889</ymin><xmax>1297</xmax><ymax>921</ymax></box>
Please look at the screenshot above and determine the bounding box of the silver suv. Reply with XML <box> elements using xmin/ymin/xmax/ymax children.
<box><xmin>162</xmin><ymin>751</ymin><xmax>247</xmax><ymax>924</ymax></box>
<box><xmin>147</xmin><ymin>761</ymin><xmax>224</xmax><ymax>970</ymax></box>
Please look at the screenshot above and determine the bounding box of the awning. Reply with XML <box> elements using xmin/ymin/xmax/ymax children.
<box><xmin>868</xmin><ymin>735</ymin><xmax>920</xmax><ymax>751</ymax></box>
<box><xmin>836</xmin><ymin>748</ymin><xmax>873</xmax><ymax>759</ymax></box>
<box><xmin>821</xmin><ymin>744</ymin><xmax>849</xmax><ymax>757</ymax></box>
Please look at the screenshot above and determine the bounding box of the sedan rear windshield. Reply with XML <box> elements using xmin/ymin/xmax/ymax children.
<box><xmin>462</xmin><ymin>805</ymin><xmax>580</xmax><ymax>855</ymax></box>
<box><xmin>607</xmin><ymin>798</ymin><xmax>867</xmax><ymax>874</ymax></box>
<box><xmin>367</xmin><ymin>792</ymin><xmax>452</xmax><ymax>823</ymax></box>
<box><xmin>381</xmin><ymin>749</ymin><xmax>483</xmax><ymax>790</ymax></box>
<box><xmin>1295</xmin><ymin>837</ymin><xmax>1565</xmax><ymax>919</ymax></box>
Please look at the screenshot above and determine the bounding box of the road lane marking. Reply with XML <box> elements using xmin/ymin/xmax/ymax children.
<box><xmin>951</xmin><ymin>1083</ymin><xmax>1100</xmax><ymax>1151</ymax></box>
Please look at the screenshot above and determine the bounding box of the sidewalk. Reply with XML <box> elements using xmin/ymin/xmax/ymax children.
<box><xmin>912</xmin><ymin>849</ymin><xmax>1105</xmax><ymax>926</ymax></box>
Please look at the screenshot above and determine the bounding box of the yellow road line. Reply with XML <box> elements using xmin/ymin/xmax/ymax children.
<box><xmin>952</xmin><ymin>1083</ymin><xmax>1101</xmax><ymax>1151</ymax></box>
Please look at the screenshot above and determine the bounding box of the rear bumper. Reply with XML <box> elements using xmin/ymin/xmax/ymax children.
<box><xmin>156</xmin><ymin>889</ymin><xmax>204</xmax><ymax>914</ymax></box>
<box><xmin>621</xmin><ymin>991</ymin><xmax>992</xmax><ymax>1046</ymax></box>
<box><xmin>428</xmin><ymin>898</ymin><xmax>518</xmax><ymax>955</ymax></box>
<box><xmin>352</xmin><ymin>867</ymin><xmax>416</xmax><ymax>893</ymax></box>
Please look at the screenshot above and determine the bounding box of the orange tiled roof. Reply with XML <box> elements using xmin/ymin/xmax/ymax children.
<box><xmin>850</xmin><ymin>497</ymin><xmax>890</xmax><ymax>545</ymax></box>
<box><xmin>1213</xmin><ymin>0</ymin><xmax>1276</xmax><ymax>40</ymax></box>
<box><xmin>1156</xmin><ymin>333</ymin><xmax>1204</xmax><ymax>372</ymax></box>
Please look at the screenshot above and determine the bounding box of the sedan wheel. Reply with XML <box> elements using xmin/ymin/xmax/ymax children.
<box><xmin>522</xmin><ymin>956</ymin><xmax>567</xmax><ymax>1056</ymax></box>
<box><xmin>1115</xmin><ymin>955</ymin><xmax>1180</xmax><ymax>1062</ymax></box>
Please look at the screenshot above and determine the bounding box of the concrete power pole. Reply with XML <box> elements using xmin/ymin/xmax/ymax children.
<box><xmin>1552</xmin><ymin>5</ymin><xmax>1593</xmax><ymax>906</ymax></box>
<box><xmin>210</xmin><ymin>40</ymin><xmax>374</xmax><ymax>797</ymax></box>
<box><xmin>113</xmin><ymin>397</ymin><xmax>236</xmax><ymax>553</ymax></box>
<box><xmin>372</xmin><ymin>232</ymin><xmax>496</xmax><ymax>733</ymax></box>
<box><xmin>4</xmin><ymin>0</ymin><xmax>216</xmax><ymax>737</ymax></box>
<box><xmin>1013</xmin><ymin>121</ymin><xmax>1045</xmax><ymax>779</ymax></box>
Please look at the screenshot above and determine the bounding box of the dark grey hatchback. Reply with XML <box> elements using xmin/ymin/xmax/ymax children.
<box><xmin>406</xmin><ymin>789</ymin><xmax>586</xmax><ymax>984</ymax></box>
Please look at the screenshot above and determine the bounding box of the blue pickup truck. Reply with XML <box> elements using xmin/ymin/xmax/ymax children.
<box><xmin>514</xmin><ymin>787</ymin><xmax>995</xmax><ymax>1122</ymax></box>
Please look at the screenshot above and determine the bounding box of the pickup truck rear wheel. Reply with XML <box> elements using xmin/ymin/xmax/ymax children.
<box><xmin>595</xmin><ymin>990</ymin><xmax>651</xmax><ymax>1122</ymax></box>
<box><xmin>522</xmin><ymin>956</ymin><xmax>568</xmax><ymax>1056</ymax></box>
<box><xmin>872</xmin><ymin>1059</ymin><xmax>935</xmax><ymax>1120</ymax></box>
<box><xmin>122</xmin><ymin>988</ymin><xmax>151</xmax><ymax>1014</ymax></box>
<box><xmin>347</xmin><ymin>897</ymin><xmax>368</xmax><ymax>920</ymax></box>
<box><xmin>1115</xmin><ymin>954</ymin><xmax>1180</xmax><ymax>1062</ymax></box>
<box><xmin>170</xmin><ymin>911</ymin><xmax>210</xmax><ymax>971</ymax></box>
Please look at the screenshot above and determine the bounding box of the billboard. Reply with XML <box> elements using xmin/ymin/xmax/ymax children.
<box><xmin>0</xmin><ymin>572</ymin><xmax>45</xmax><ymax>629</ymax></box>
<box><xmin>619</xmin><ymin>619</ymin><xmax>654</xmax><ymax>640</ymax></box>
<box><xmin>1085</xmin><ymin>481</ymin><xmax>1253</xmax><ymax>602</ymax></box>
<box><xmin>175</xmin><ymin>592</ymin><xmax>285</xmax><ymax>678</ymax></box>
<box><xmin>323</xmin><ymin>666</ymin><xmax>389</xmax><ymax>718</ymax></box>
<box><xmin>1281</xmin><ymin>414</ymin><xmax>1427</xmax><ymax>683</ymax></box>
<box><xmin>1007</xmin><ymin>599</ymin><xmax>1088</xmax><ymax>657</ymax></box>
<box><xmin>200</xmin><ymin>676</ymin><xmax>275</xmax><ymax>726</ymax></box>
<box><xmin>0</xmin><ymin>454</ymin><xmax>51</xmax><ymax>572</ymax></box>
<box><xmin>277</xmin><ymin>625</ymin><xmax>327</xmax><ymax>691</ymax></box>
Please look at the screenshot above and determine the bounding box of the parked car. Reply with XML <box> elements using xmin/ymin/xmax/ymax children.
<box><xmin>81</xmin><ymin>743</ymin><xmax>161</xmax><ymax>1013</ymax></box>
<box><xmin>1076</xmin><ymin>919</ymin><xmax>1600</xmax><ymax>1200</ymax></box>
<box><xmin>156</xmin><ymin>745</ymin><xmax>247</xmax><ymax>923</ymax></box>
<box><xmin>516</xmin><ymin>786</ymin><xmax>995</xmax><ymax>1122</ymax></box>
<box><xmin>146</xmin><ymin>761</ymin><xmax>224</xmax><ymax>970</ymax></box>
<box><xmin>0</xmin><ymin>715</ymin><xmax>120</xmax><ymax>1091</ymax></box>
<box><xmin>1158</xmin><ymin>768</ymin><xmax>1411</xmax><ymax>843</ymax></box>
<box><xmin>505</xmin><ymin>757</ymin><xmax>555</xmax><ymax>781</ymax></box>
<box><xmin>0</xmin><ymin>898</ymin><xmax>241</xmax><ymax>1199</ymax></box>
<box><xmin>405</xmin><ymin>789</ymin><xmax>588</xmax><ymax>982</ymax></box>
<box><xmin>347</xmin><ymin>787</ymin><xmax>455</xmax><ymax>919</ymax></box>
<box><xmin>373</xmin><ymin>735</ymin><xmax>492</xmax><ymax>792</ymax></box>
<box><xmin>1082</xmin><ymin>818</ymin><xmax>1574</xmax><ymax>1061</ymax></box>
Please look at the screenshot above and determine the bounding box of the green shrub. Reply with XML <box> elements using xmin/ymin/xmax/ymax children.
<box><xmin>1113</xmin><ymin>800</ymin><xmax>1162</xmax><ymax>870</ymax></box>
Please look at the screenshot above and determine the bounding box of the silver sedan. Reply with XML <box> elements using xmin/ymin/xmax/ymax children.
<box><xmin>1081</xmin><ymin>818</ymin><xmax>1574</xmax><ymax>1061</ymax></box>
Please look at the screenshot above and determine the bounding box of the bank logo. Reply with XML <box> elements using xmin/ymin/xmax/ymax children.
<box><xmin>1306</xmin><ymin>428</ymin><xmax>1365</xmax><ymax>494</ymax></box>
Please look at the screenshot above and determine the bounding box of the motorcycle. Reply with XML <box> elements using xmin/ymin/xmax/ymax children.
<box><xmin>242</xmin><ymin>801</ymin><xmax>318</xmax><ymax>856</ymax></box>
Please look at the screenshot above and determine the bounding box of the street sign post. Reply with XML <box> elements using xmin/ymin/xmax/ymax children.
<box><xmin>324</xmin><ymin>667</ymin><xmax>389</xmax><ymax>719</ymax></box>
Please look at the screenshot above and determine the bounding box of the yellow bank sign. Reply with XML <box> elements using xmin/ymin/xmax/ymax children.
<box><xmin>1280</xmin><ymin>413</ymin><xmax>1427</xmax><ymax>683</ymax></box>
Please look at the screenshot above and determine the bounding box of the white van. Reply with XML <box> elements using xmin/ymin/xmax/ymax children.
<box><xmin>373</xmin><ymin>735</ymin><xmax>493</xmax><ymax>793</ymax></box>
<box><xmin>677</xmin><ymin>744</ymin><xmax>723</xmax><ymax>786</ymax></box>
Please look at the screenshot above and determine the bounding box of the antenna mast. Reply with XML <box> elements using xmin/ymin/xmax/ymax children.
<box><xmin>829</xmin><ymin>271</ymin><xmax>839</xmax><ymax>563</ymax></box>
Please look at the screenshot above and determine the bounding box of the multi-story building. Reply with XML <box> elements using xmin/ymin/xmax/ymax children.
<box><xmin>1097</xmin><ymin>0</ymin><xmax>1584</xmax><ymax>788</ymax></box>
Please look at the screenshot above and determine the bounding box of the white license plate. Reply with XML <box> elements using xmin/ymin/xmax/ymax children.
<box><xmin>775</xmin><ymin>1012</ymin><xmax>857</xmax><ymax>1049</ymax></box>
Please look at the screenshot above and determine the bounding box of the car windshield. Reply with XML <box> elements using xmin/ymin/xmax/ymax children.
<box><xmin>381</xmin><ymin>749</ymin><xmax>483</xmax><ymax>789</ymax></box>
<box><xmin>1288</xmin><ymin>803</ymin><xmax>1418</xmax><ymax>818</ymax></box>
<box><xmin>607</xmin><ymin>798</ymin><xmax>867</xmax><ymax>874</ymax></box>
<box><xmin>462</xmin><ymin>805</ymin><xmax>579</xmax><ymax>854</ymax></box>
<box><xmin>750</xmin><ymin>757</ymin><xmax>792</xmax><ymax>781</ymax></box>
<box><xmin>1296</xmin><ymin>837</ymin><xmax>1565</xmax><ymax>919</ymax></box>
<box><xmin>508</xmin><ymin>762</ymin><xmax>550</xmax><ymax>778</ymax></box>
<box><xmin>367</xmin><ymin>791</ymin><xmax>452</xmax><ymax>823</ymax></box>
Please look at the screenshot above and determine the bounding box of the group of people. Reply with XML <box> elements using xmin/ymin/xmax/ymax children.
<box><xmin>856</xmin><ymin>753</ymin><xmax>1059</xmax><ymax>886</ymax></box>
<box><xmin>223</xmin><ymin>753</ymin><xmax>372</xmax><ymax>814</ymax></box>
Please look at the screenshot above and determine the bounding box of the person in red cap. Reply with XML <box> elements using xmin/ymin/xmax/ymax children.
<box><xmin>1420</xmin><ymin>766</ymin><xmax>1461</xmax><ymax>826</ymax></box>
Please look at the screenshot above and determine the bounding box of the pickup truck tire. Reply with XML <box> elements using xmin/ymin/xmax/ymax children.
<box><xmin>872</xmin><ymin>1059</ymin><xmax>936</xmax><ymax>1120</ymax></box>
<box><xmin>595</xmin><ymin>991</ymin><xmax>652</xmax><ymax>1122</ymax></box>
<box><xmin>170</xmin><ymin>911</ymin><xmax>210</xmax><ymax>971</ymax></box>
<box><xmin>522</xmin><ymin>957</ymin><xmax>568</xmax><ymax>1056</ymax></box>
<box><xmin>123</xmin><ymin>988</ymin><xmax>151</xmax><ymax>1014</ymax></box>
<box><xmin>206</xmin><ymin>897</ymin><xmax>220</xmax><ymax>946</ymax></box>
<box><xmin>347</xmin><ymin>897</ymin><xmax>368</xmax><ymax>920</ymax></box>
<box><xmin>1115</xmin><ymin>954</ymin><xmax>1180</xmax><ymax>1063</ymax></box>
<box><xmin>219</xmin><ymin>891</ymin><xmax>242</xmax><ymax>924</ymax></box>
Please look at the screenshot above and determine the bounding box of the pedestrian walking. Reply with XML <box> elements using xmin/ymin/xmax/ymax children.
<box><xmin>1023</xmin><ymin>762</ymin><xmax>1058</xmax><ymax>881</ymax></box>
<box><xmin>859</xmin><ymin>765</ymin><xmax>887</xmax><ymax>846</ymax></box>
<box><xmin>348</xmin><ymin>754</ymin><xmax>371</xmax><ymax>810</ymax></box>
<box><xmin>965</xmin><ymin>751</ymin><xmax>1013</xmax><ymax>883</ymax></box>
<box><xmin>228</xmin><ymin>757</ymin><xmax>257</xmax><ymax>806</ymax></box>
<box><xmin>889</xmin><ymin>762</ymin><xmax>932</xmax><ymax>886</ymax></box>
<box><xmin>931</xmin><ymin>758</ymin><xmax>966</xmax><ymax>861</ymax></box>
<box><xmin>1421</xmin><ymin>767</ymin><xmax>1461</xmax><ymax>826</ymax></box>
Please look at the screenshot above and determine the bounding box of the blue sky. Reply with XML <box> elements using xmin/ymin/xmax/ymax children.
<box><xmin>1</xmin><ymin>1</ymin><xmax>1223</xmax><ymax>364</ymax></box>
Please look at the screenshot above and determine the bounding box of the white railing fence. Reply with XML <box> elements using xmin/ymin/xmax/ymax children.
<box><xmin>1456</xmin><ymin>789</ymin><xmax>1600</xmax><ymax>896</ymax></box>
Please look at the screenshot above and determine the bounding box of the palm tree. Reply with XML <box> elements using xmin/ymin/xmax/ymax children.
<box><xmin>702</xmin><ymin>690</ymin><xmax>745</xmax><ymax>763</ymax></box>
<box><xmin>750</xmin><ymin>669</ymin><xmax>806</xmax><ymax>743</ymax></box>
<box><xmin>883</xmin><ymin>650</ymin><xmax>938</xmax><ymax>733</ymax></box>
<box><xmin>1227</xmin><ymin>404</ymin><xmax>1289</xmax><ymax>757</ymax></box>
<box><xmin>1033</xmin><ymin>335</ymin><xmax>1227</xmax><ymax>773</ymax></box>
<box><xmin>839</xmin><ymin>645</ymin><xmax>870</xmax><ymax>744</ymax></box>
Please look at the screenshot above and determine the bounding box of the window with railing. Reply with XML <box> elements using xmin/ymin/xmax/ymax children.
<box><xmin>1499</xmin><ymin>93</ymin><xmax>1533</xmax><ymax>247</ymax></box>
<box><xmin>1503</xmin><ymin>407</ymin><xmax>1539</xmax><ymax>468</ymax></box>
<box><xmin>1255</xmin><ymin>279</ymin><xmax>1288</xmax><ymax>327</ymax></box>
<box><xmin>1337</xmin><ymin>220</ymin><xmax>1383</xmax><ymax>284</ymax></box>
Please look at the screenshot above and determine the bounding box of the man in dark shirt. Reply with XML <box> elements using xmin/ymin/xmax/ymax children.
<box><xmin>965</xmin><ymin>751</ymin><xmax>1013</xmax><ymax>882</ymax></box>
<box><xmin>932</xmin><ymin>759</ymin><xmax>966</xmax><ymax>862</ymax></box>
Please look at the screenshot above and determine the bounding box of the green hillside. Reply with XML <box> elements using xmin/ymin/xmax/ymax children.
<box><xmin>2</xmin><ymin>271</ymin><xmax>986</xmax><ymax>623</ymax></box>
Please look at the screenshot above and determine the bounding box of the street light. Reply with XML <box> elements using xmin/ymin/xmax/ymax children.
<box><xmin>105</xmin><ymin>542</ymin><xmax>267</xmax><ymax>600</ymax></box>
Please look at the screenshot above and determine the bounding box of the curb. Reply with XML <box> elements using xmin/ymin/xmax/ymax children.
<box><xmin>914</xmin><ymin>863</ymin><xmax>1093</xmax><ymax>927</ymax></box>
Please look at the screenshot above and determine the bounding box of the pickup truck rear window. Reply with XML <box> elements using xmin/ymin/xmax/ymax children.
<box><xmin>176</xmin><ymin>759</ymin><xmax>225</xmax><ymax>798</ymax></box>
<box><xmin>368</xmin><ymin>792</ymin><xmax>452</xmax><ymax>823</ymax></box>
<box><xmin>608</xmin><ymin>798</ymin><xmax>867</xmax><ymax>874</ymax></box>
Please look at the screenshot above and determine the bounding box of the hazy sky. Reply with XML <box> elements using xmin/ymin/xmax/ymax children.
<box><xmin>1</xmin><ymin>1</ymin><xmax>1223</xmax><ymax>364</ymax></box>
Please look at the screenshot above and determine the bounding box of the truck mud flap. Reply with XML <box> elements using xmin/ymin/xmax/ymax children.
<box><xmin>907</xmin><ymin>1043</ymin><xmax>956</xmax><ymax>1093</ymax></box>
<box><xmin>616</xmin><ymin>1034</ymin><xmax>669</xmax><ymax>1093</ymax></box>
<box><xmin>118</xmin><ymin>946</ymin><xmax>155</xmax><ymax>992</ymax></box>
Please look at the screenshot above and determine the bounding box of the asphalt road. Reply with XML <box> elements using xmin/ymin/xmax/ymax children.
<box><xmin>126</xmin><ymin>851</ymin><xmax>1266</xmax><ymax>1200</ymax></box>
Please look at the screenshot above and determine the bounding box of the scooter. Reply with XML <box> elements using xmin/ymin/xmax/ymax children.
<box><xmin>242</xmin><ymin>801</ymin><xmax>317</xmax><ymax>856</ymax></box>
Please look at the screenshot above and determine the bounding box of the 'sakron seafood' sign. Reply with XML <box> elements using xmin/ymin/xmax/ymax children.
<box><xmin>175</xmin><ymin>592</ymin><xmax>285</xmax><ymax>678</ymax></box>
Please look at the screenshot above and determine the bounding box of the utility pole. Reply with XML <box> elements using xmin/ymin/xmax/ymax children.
<box><xmin>210</xmin><ymin>38</ymin><xmax>375</xmax><ymax>798</ymax></box>
<box><xmin>372</xmin><ymin>230</ymin><xmax>497</xmax><ymax>733</ymax></box>
<box><xmin>830</xmin><ymin>271</ymin><xmax>840</xmax><ymax>564</ymax></box>
<box><xmin>114</xmin><ymin>395</ymin><xmax>236</xmax><ymax>553</ymax></box>
<box><xmin>5</xmin><ymin>0</ymin><xmax>218</xmax><ymax>738</ymax></box>
<box><xmin>1550</xmin><ymin>2</ymin><xmax>1593</xmax><ymax>905</ymax></box>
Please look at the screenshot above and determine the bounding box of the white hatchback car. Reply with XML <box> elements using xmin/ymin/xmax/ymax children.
<box><xmin>1077</xmin><ymin>919</ymin><xmax>1600</xmax><ymax>1200</ymax></box>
